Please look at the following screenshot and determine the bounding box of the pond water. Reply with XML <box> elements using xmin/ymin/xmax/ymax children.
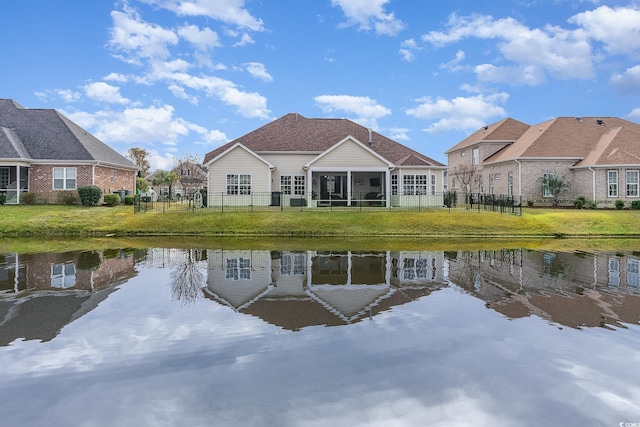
<box><xmin>1</xmin><ymin>244</ymin><xmax>640</xmax><ymax>426</ymax></box>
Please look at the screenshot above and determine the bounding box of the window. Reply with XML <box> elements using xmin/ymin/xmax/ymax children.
<box><xmin>281</xmin><ymin>175</ymin><xmax>305</xmax><ymax>195</ymax></box>
<box><xmin>111</xmin><ymin>170</ymin><xmax>115</xmax><ymax>182</ymax></box>
<box><xmin>628</xmin><ymin>259</ymin><xmax>640</xmax><ymax>287</ymax></box>
<box><xmin>51</xmin><ymin>263</ymin><xmax>76</xmax><ymax>288</ymax></box>
<box><xmin>391</xmin><ymin>174</ymin><xmax>398</xmax><ymax>195</ymax></box>
<box><xmin>608</xmin><ymin>170</ymin><xmax>618</xmax><ymax>197</ymax></box>
<box><xmin>0</xmin><ymin>167</ymin><xmax>9</xmax><ymax>187</ymax></box>
<box><xmin>479</xmin><ymin>177</ymin><xmax>484</xmax><ymax>194</ymax></box>
<box><xmin>472</xmin><ymin>148</ymin><xmax>479</xmax><ymax>165</ymax></box>
<box><xmin>443</xmin><ymin>170</ymin><xmax>448</xmax><ymax>192</ymax></box>
<box><xmin>225</xmin><ymin>257</ymin><xmax>251</xmax><ymax>280</ymax></box>
<box><xmin>542</xmin><ymin>172</ymin><xmax>555</xmax><ymax>197</ymax></box>
<box><xmin>431</xmin><ymin>174</ymin><xmax>436</xmax><ymax>195</ymax></box>
<box><xmin>403</xmin><ymin>174</ymin><xmax>427</xmax><ymax>195</ymax></box>
<box><xmin>508</xmin><ymin>172</ymin><xmax>513</xmax><ymax>197</ymax></box>
<box><xmin>488</xmin><ymin>174</ymin><xmax>494</xmax><ymax>195</ymax></box>
<box><xmin>226</xmin><ymin>174</ymin><xmax>251</xmax><ymax>195</ymax></box>
<box><xmin>280</xmin><ymin>176</ymin><xmax>292</xmax><ymax>195</ymax></box>
<box><xmin>626</xmin><ymin>170</ymin><xmax>639</xmax><ymax>197</ymax></box>
<box><xmin>281</xmin><ymin>253</ymin><xmax>306</xmax><ymax>275</ymax></box>
<box><xmin>53</xmin><ymin>167</ymin><xmax>77</xmax><ymax>190</ymax></box>
<box><xmin>609</xmin><ymin>257</ymin><xmax>620</xmax><ymax>287</ymax></box>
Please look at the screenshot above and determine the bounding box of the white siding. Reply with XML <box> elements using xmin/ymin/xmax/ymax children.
<box><xmin>311</xmin><ymin>139</ymin><xmax>389</xmax><ymax>168</ymax></box>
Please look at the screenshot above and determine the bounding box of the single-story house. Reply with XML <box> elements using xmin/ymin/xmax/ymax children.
<box><xmin>0</xmin><ymin>99</ymin><xmax>137</xmax><ymax>204</ymax></box>
<box><xmin>202</xmin><ymin>113</ymin><xmax>446</xmax><ymax>208</ymax></box>
<box><xmin>445</xmin><ymin>116</ymin><xmax>640</xmax><ymax>207</ymax></box>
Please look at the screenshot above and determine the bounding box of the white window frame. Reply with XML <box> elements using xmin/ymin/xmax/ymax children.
<box><xmin>51</xmin><ymin>263</ymin><xmax>76</xmax><ymax>288</ymax></box>
<box><xmin>508</xmin><ymin>172</ymin><xmax>513</xmax><ymax>197</ymax></box>
<box><xmin>608</xmin><ymin>170</ymin><xmax>618</xmax><ymax>198</ymax></box>
<box><xmin>430</xmin><ymin>174</ymin><xmax>436</xmax><ymax>195</ymax></box>
<box><xmin>628</xmin><ymin>259</ymin><xmax>640</xmax><ymax>287</ymax></box>
<box><xmin>403</xmin><ymin>174</ymin><xmax>428</xmax><ymax>195</ymax></box>
<box><xmin>280</xmin><ymin>253</ymin><xmax>306</xmax><ymax>275</ymax></box>
<box><xmin>626</xmin><ymin>169</ymin><xmax>639</xmax><ymax>197</ymax></box>
<box><xmin>225</xmin><ymin>257</ymin><xmax>251</xmax><ymax>280</ymax></box>
<box><xmin>226</xmin><ymin>174</ymin><xmax>251</xmax><ymax>195</ymax></box>
<box><xmin>53</xmin><ymin>167</ymin><xmax>77</xmax><ymax>190</ymax></box>
<box><xmin>489</xmin><ymin>174</ymin><xmax>494</xmax><ymax>195</ymax></box>
<box><xmin>293</xmin><ymin>175</ymin><xmax>305</xmax><ymax>195</ymax></box>
<box><xmin>472</xmin><ymin>147</ymin><xmax>480</xmax><ymax>165</ymax></box>
<box><xmin>280</xmin><ymin>175</ymin><xmax>292</xmax><ymax>195</ymax></box>
<box><xmin>0</xmin><ymin>167</ymin><xmax>9</xmax><ymax>188</ymax></box>
<box><xmin>391</xmin><ymin>174</ymin><xmax>398</xmax><ymax>195</ymax></box>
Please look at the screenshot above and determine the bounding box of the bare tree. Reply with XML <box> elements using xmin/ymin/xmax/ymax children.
<box><xmin>169</xmin><ymin>249</ymin><xmax>206</xmax><ymax>306</ymax></box>
<box><xmin>172</xmin><ymin>153</ymin><xmax>207</xmax><ymax>199</ymax></box>
<box><xmin>450</xmin><ymin>164</ymin><xmax>482</xmax><ymax>193</ymax></box>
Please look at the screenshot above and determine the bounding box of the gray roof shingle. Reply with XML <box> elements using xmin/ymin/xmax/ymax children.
<box><xmin>0</xmin><ymin>99</ymin><xmax>136</xmax><ymax>168</ymax></box>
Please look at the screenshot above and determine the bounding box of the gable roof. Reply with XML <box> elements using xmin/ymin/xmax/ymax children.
<box><xmin>0</xmin><ymin>99</ymin><xmax>136</xmax><ymax>169</ymax></box>
<box><xmin>203</xmin><ymin>113</ymin><xmax>444</xmax><ymax>167</ymax></box>
<box><xmin>484</xmin><ymin>117</ymin><xmax>640</xmax><ymax>166</ymax></box>
<box><xmin>444</xmin><ymin>118</ymin><xmax>531</xmax><ymax>154</ymax></box>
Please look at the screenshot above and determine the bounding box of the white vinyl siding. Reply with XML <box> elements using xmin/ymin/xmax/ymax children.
<box><xmin>310</xmin><ymin>138</ymin><xmax>388</xmax><ymax>168</ymax></box>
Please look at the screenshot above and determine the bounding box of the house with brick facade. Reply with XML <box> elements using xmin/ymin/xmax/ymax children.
<box><xmin>0</xmin><ymin>99</ymin><xmax>137</xmax><ymax>204</ymax></box>
<box><xmin>203</xmin><ymin>113</ymin><xmax>445</xmax><ymax>208</ymax></box>
<box><xmin>446</xmin><ymin>116</ymin><xmax>640</xmax><ymax>207</ymax></box>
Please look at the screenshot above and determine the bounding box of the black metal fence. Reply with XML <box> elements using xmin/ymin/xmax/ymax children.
<box><xmin>134</xmin><ymin>191</ymin><xmax>522</xmax><ymax>215</ymax></box>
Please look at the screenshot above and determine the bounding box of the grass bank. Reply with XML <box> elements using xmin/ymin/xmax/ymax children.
<box><xmin>0</xmin><ymin>205</ymin><xmax>638</xmax><ymax>239</ymax></box>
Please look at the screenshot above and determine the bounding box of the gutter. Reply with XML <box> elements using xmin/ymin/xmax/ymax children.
<box><xmin>588</xmin><ymin>167</ymin><xmax>596</xmax><ymax>201</ymax></box>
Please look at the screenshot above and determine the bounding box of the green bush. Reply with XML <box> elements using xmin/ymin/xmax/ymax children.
<box><xmin>586</xmin><ymin>200</ymin><xmax>598</xmax><ymax>209</ymax></box>
<box><xmin>631</xmin><ymin>200</ymin><xmax>640</xmax><ymax>210</ymax></box>
<box><xmin>443</xmin><ymin>191</ymin><xmax>457</xmax><ymax>208</ymax></box>
<box><xmin>103</xmin><ymin>194</ymin><xmax>120</xmax><ymax>206</ymax></box>
<box><xmin>574</xmin><ymin>196</ymin><xmax>586</xmax><ymax>209</ymax></box>
<box><xmin>526</xmin><ymin>200</ymin><xmax>534</xmax><ymax>207</ymax></box>
<box><xmin>57</xmin><ymin>191</ymin><xmax>79</xmax><ymax>205</ymax></box>
<box><xmin>20</xmin><ymin>192</ymin><xmax>37</xmax><ymax>204</ymax></box>
<box><xmin>124</xmin><ymin>195</ymin><xmax>136</xmax><ymax>205</ymax></box>
<box><xmin>615</xmin><ymin>200</ymin><xmax>625</xmax><ymax>210</ymax></box>
<box><xmin>78</xmin><ymin>185</ymin><xmax>103</xmax><ymax>206</ymax></box>
<box><xmin>0</xmin><ymin>193</ymin><xmax>6</xmax><ymax>205</ymax></box>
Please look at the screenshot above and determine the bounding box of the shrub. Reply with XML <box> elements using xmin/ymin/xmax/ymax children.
<box><xmin>631</xmin><ymin>200</ymin><xmax>640</xmax><ymax>210</ymax></box>
<box><xmin>585</xmin><ymin>200</ymin><xmax>598</xmax><ymax>209</ymax></box>
<box><xmin>574</xmin><ymin>196</ymin><xmax>586</xmax><ymax>209</ymax></box>
<box><xmin>78</xmin><ymin>185</ymin><xmax>103</xmax><ymax>206</ymax></box>
<box><xmin>20</xmin><ymin>192</ymin><xmax>37</xmax><ymax>204</ymax></box>
<box><xmin>615</xmin><ymin>200</ymin><xmax>625</xmax><ymax>210</ymax></box>
<box><xmin>124</xmin><ymin>195</ymin><xmax>136</xmax><ymax>205</ymax></box>
<box><xmin>526</xmin><ymin>200</ymin><xmax>534</xmax><ymax>207</ymax></box>
<box><xmin>103</xmin><ymin>194</ymin><xmax>120</xmax><ymax>206</ymax></box>
<box><xmin>0</xmin><ymin>193</ymin><xmax>6</xmax><ymax>205</ymax></box>
<box><xmin>57</xmin><ymin>191</ymin><xmax>79</xmax><ymax>205</ymax></box>
<box><xmin>443</xmin><ymin>191</ymin><xmax>457</xmax><ymax>208</ymax></box>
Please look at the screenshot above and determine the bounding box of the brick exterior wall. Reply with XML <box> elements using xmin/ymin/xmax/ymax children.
<box><xmin>29</xmin><ymin>164</ymin><xmax>135</xmax><ymax>204</ymax></box>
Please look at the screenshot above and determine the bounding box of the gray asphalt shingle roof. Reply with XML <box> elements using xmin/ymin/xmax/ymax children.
<box><xmin>0</xmin><ymin>99</ymin><xmax>135</xmax><ymax>168</ymax></box>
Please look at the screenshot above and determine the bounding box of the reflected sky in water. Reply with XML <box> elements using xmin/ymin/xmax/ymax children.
<box><xmin>0</xmin><ymin>247</ymin><xmax>639</xmax><ymax>426</ymax></box>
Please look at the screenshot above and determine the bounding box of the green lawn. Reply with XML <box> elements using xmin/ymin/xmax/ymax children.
<box><xmin>0</xmin><ymin>205</ymin><xmax>638</xmax><ymax>239</ymax></box>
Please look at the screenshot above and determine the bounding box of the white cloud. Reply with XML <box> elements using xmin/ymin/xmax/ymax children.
<box><xmin>139</xmin><ymin>0</ymin><xmax>264</xmax><ymax>31</ymax></box>
<box><xmin>103</xmin><ymin>72</ymin><xmax>129</xmax><ymax>83</ymax></box>
<box><xmin>405</xmin><ymin>93</ymin><xmax>509</xmax><ymax>133</ymax></box>
<box><xmin>422</xmin><ymin>13</ymin><xmax>593</xmax><ymax>85</ymax></box>
<box><xmin>399</xmin><ymin>38</ymin><xmax>419</xmax><ymax>62</ymax></box>
<box><xmin>244</xmin><ymin>62</ymin><xmax>273</xmax><ymax>82</ymax></box>
<box><xmin>56</xmin><ymin>89</ymin><xmax>83</xmax><ymax>103</ymax></box>
<box><xmin>331</xmin><ymin>0</ymin><xmax>405</xmax><ymax>36</ymax></box>
<box><xmin>440</xmin><ymin>50</ymin><xmax>466</xmax><ymax>72</ymax></box>
<box><xmin>83</xmin><ymin>82</ymin><xmax>130</xmax><ymax>104</ymax></box>
<box><xmin>627</xmin><ymin>108</ymin><xmax>640</xmax><ymax>121</ymax></box>
<box><xmin>610</xmin><ymin>65</ymin><xmax>640</xmax><ymax>94</ymax></box>
<box><xmin>387</xmin><ymin>127</ymin><xmax>409</xmax><ymax>141</ymax></box>
<box><xmin>314</xmin><ymin>94</ymin><xmax>391</xmax><ymax>128</ymax></box>
<box><xmin>109</xmin><ymin>6</ymin><xmax>179</xmax><ymax>63</ymax></box>
<box><xmin>569</xmin><ymin>5</ymin><xmax>640</xmax><ymax>56</ymax></box>
<box><xmin>177</xmin><ymin>24</ymin><xmax>221</xmax><ymax>50</ymax></box>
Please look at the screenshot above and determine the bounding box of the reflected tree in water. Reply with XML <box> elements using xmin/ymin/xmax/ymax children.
<box><xmin>169</xmin><ymin>249</ymin><xmax>206</xmax><ymax>305</ymax></box>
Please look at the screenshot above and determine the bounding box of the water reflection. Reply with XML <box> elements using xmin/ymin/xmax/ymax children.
<box><xmin>1</xmin><ymin>247</ymin><xmax>640</xmax><ymax>346</ymax></box>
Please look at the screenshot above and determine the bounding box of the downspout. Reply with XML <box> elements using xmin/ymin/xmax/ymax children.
<box><xmin>589</xmin><ymin>166</ymin><xmax>596</xmax><ymax>202</ymax></box>
<box><xmin>514</xmin><ymin>159</ymin><xmax>522</xmax><ymax>197</ymax></box>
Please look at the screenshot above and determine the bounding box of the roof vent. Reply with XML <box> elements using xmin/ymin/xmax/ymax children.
<box><xmin>368</xmin><ymin>128</ymin><xmax>372</xmax><ymax>146</ymax></box>
<box><xmin>596</xmin><ymin>119</ymin><xmax>604</xmax><ymax>125</ymax></box>
<box><xmin>483</xmin><ymin>126</ymin><xmax>488</xmax><ymax>132</ymax></box>
<box><xmin>575</xmin><ymin>117</ymin><xmax>582</xmax><ymax>122</ymax></box>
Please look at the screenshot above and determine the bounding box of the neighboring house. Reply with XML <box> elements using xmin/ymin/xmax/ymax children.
<box><xmin>145</xmin><ymin>162</ymin><xmax>207</xmax><ymax>201</ymax></box>
<box><xmin>0</xmin><ymin>99</ymin><xmax>137</xmax><ymax>204</ymax></box>
<box><xmin>445</xmin><ymin>116</ymin><xmax>640</xmax><ymax>207</ymax></box>
<box><xmin>202</xmin><ymin>113</ymin><xmax>445</xmax><ymax>208</ymax></box>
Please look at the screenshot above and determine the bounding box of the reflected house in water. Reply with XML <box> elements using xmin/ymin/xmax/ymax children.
<box><xmin>446</xmin><ymin>249</ymin><xmax>640</xmax><ymax>329</ymax></box>
<box><xmin>0</xmin><ymin>250</ymin><xmax>137</xmax><ymax>345</ymax></box>
<box><xmin>203</xmin><ymin>250</ymin><xmax>446</xmax><ymax>330</ymax></box>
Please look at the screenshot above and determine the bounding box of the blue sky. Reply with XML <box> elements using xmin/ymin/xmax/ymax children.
<box><xmin>2</xmin><ymin>0</ymin><xmax>639</xmax><ymax>169</ymax></box>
